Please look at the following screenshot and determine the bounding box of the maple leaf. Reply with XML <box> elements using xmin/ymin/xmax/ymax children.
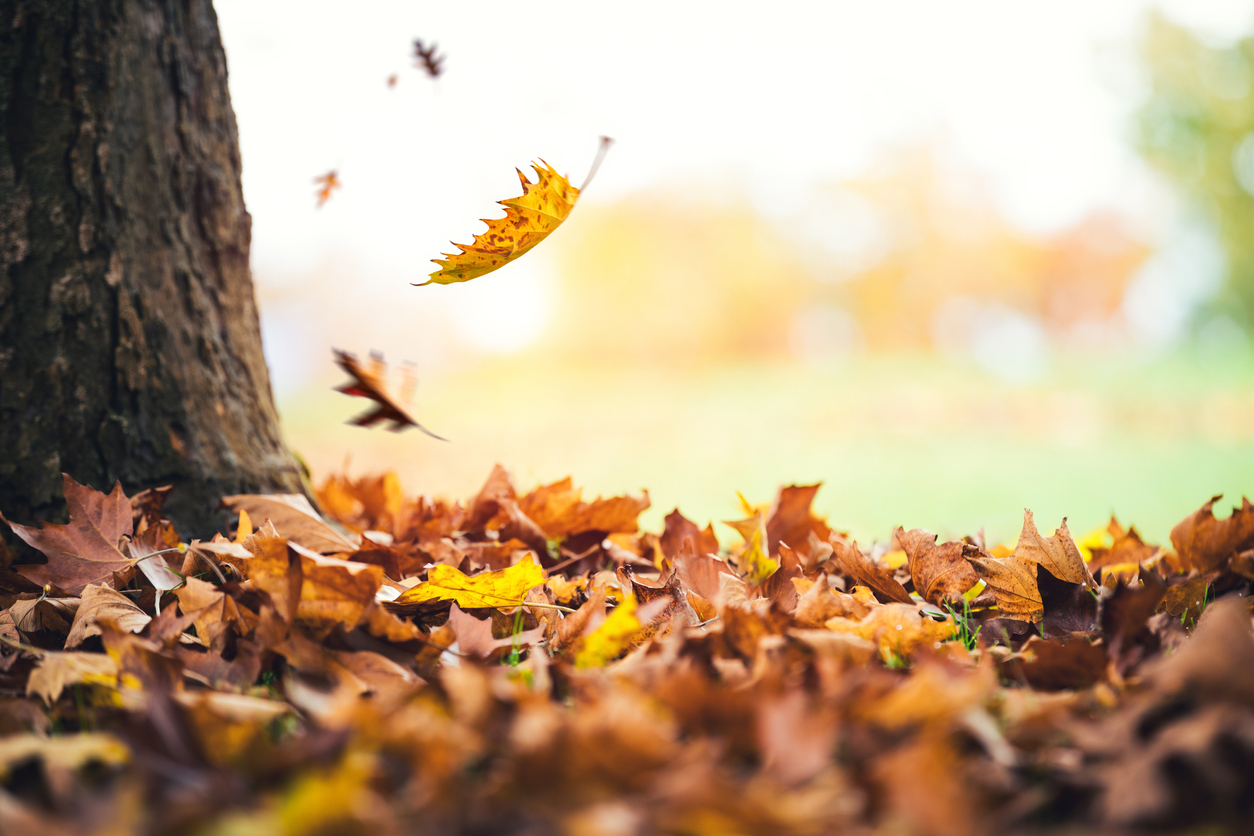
<box><xmin>3</xmin><ymin>474</ymin><xmax>135</xmax><ymax>595</ymax></box>
<box><xmin>412</xmin><ymin>38</ymin><xmax>445</xmax><ymax>78</ymax></box>
<box><xmin>418</xmin><ymin>137</ymin><xmax>612</xmax><ymax>286</ymax></box>
<box><xmin>332</xmin><ymin>349</ymin><xmax>446</xmax><ymax>438</ymax></box>
<box><xmin>391</xmin><ymin>555</ymin><xmax>546</xmax><ymax>610</ymax></box>
<box><xmin>1015</xmin><ymin>510</ymin><xmax>1096</xmax><ymax>589</ymax></box>
<box><xmin>313</xmin><ymin>169</ymin><xmax>340</xmax><ymax>208</ymax></box>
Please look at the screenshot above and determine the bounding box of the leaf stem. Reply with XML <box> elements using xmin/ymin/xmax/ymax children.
<box><xmin>579</xmin><ymin>136</ymin><xmax>614</xmax><ymax>191</ymax></box>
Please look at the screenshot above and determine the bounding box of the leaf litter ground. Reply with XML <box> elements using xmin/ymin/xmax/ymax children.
<box><xmin>2</xmin><ymin>467</ymin><xmax>1254</xmax><ymax>835</ymax></box>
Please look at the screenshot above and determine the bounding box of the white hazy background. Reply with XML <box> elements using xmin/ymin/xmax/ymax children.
<box><xmin>215</xmin><ymin>0</ymin><xmax>1254</xmax><ymax>397</ymax></box>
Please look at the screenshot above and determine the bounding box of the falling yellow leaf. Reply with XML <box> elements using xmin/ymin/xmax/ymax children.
<box><xmin>392</xmin><ymin>555</ymin><xmax>546</xmax><ymax>610</ymax></box>
<box><xmin>574</xmin><ymin>594</ymin><xmax>641</xmax><ymax>668</ymax></box>
<box><xmin>419</xmin><ymin>137</ymin><xmax>612</xmax><ymax>286</ymax></box>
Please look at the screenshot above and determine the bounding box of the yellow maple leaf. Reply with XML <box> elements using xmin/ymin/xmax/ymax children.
<box><xmin>418</xmin><ymin>137</ymin><xmax>612</xmax><ymax>286</ymax></box>
<box><xmin>393</xmin><ymin>555</ymin><xmax>546</xmax><ymax>610</ymax></box>
<box><xmin>574</xmin><ymin>593</ymin><xmax>641</xmax><ymax>668</ymax></box>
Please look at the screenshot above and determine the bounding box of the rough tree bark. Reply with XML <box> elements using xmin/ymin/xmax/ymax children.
<box><xmin>0</xmin><ymin>0</ymin><xmax>305</xmax><ymax>539</ymax></box>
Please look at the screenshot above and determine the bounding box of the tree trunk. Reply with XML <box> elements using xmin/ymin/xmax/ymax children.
<box><xmin>0</xmin><ymin>0</ymin><xmax>305</xmax><ymax>540</ymax></box>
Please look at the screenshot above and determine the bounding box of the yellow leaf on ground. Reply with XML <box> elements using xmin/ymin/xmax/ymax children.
<box><xmin>392</xmin><ymin>555</ymin><xmax>546</xmax><ymax>610</ymax></box>
<box><xmin>724</xmin><ymin>510</ymin><xmax>779</xmax><ymax>587</ymax></box>
<box><xmin>574</xmin><ymin>594</ymin><xmax>641</xmax><ymax>668</ymax></box>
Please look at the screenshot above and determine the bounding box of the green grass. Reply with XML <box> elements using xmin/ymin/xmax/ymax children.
<box><xmin>281</xmin><ymin>347</ymin><xmax>1254</xmax><ymax>548</ymax></box>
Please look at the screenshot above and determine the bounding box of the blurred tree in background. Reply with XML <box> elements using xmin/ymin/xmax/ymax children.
<box><xmin>1136</xmin><ymin>11</ymin><xmax>1254</xmax><ymax>332</ymax></box>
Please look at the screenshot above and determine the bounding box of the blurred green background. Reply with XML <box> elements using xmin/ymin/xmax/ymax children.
<box><xmin>217</xmin><ymin>3</ymin><xmax>1254</xmax><ymax>547</ymax></box>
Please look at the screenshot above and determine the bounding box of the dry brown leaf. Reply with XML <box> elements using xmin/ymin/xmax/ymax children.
<box><xmin>1170</xmin><ymin>495</ymin><xmax>1254</xmax><ymax>574</ymax></box>
<box><xmin>220</xmin><ymin>494</ymin><xmax>357</xmax><ymax>554</ymax></box>
<box><xmin>830</xmin><ymin>539</ymin><xmax>913</xmax><ymax>605</ymax></box>
<box><xmin>792</xmin><ymin>574</ymin><xmax>869</xmax><ymax>627</ymax></box>
<box><xmin>1016</xmin><ymin>510</ymin><xmax>1096</xmax><ymax>589</ymax></box>
<box><xmin>897</xmin><ymin>527</ymin><xmax>982</xmax><ymax>606</ymax></box>
<box><xmin>765</xmin><ymin>484</ymin><xmax>832</xmax><ymax>556</ymax></box>
<box><xmin>9</xmin><ymin>597</ymin><xmax>78</xmax><ymax>636</ymax></box>
<box><xmin>825</xmin><ymin>603</ymin><xmax>954</xmax><ymax>660</ymax></box>
<box><xmin>64</xmin><ymin>584</ymin><xmax>150</xmax><ymax>648</ymax></box>
<box><xmin>4</xmin><ymin>474</ymin><xmax>134</xmax><ymax>595</ymax></box>
<box><xmin>965</xmin><ymin>550</ymin><xmax>1042</xmax><ymax>622</ymax></box>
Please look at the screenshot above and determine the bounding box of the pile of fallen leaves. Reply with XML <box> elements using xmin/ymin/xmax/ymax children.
<box><xmin>1</xmin><ymin>469</ymin><xmax>1253</xmax><ymax>835</ymax></box>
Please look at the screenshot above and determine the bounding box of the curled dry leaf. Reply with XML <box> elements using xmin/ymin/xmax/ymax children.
<box><xmin>420</xmin><ymin>138</ymin><xmax>612</xmax><ymax>286</ymax></box>
<box><xmin>64</xmin><ymin>584</ymin><xmax>150</xmax><ymax>648</ymax></box>
<box><xmin>830</xmin><ymin>539</ymin><xmax>912</xmax><ymax>605</ymax></box>
<box><xmin>10</xmin><ymin>597</ymin><xmax>78</xmax><ymax>636</ymax></box>
<box><xmin>1015</xmin><ymin>510</ymin><xmax>1096</xmax><ymax>589</ymax></box>
<box><xmin>221</xmin><ymin>493</ymin><xmax>357</xmax><ymax>554</ymax></box>
<box><xmin>765</xmin><ymin>484</ymin><xmax>832</xmax><ymax>556</ymax></box>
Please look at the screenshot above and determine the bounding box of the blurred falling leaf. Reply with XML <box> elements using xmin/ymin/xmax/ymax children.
<box><xmin>419</xmin><ymin>137</ymin><xmax>612</xmax><ymax>286</ymax></box>
<box><xmin>413</xmin><ymin>38</ymin><xmax>446</xmax><ymax>78</ymax></box>
<box><xmin>313</xmin><ymin>169</ymin><xmax>340</xmax><ymax>208</ymax></box>
<box><xmin>332</xmin><ymin>349</ymin><xmax>446</xmax><ymax>439</ymax></box>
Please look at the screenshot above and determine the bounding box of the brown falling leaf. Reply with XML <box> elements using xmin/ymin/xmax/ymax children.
<box><xmin>896</xmin><ymin>527</ymin><xmax>982</xmax><ymax>607</ymax></box>
<box><xmin>1015</xmin><ymin>510</ymin><xmax>1096</xmax><ymax>589</ymax></box>
<box><xmin>332</xmin><ymin>349</ymin><xmax>446</xmax><ymax>439</ymax></box>
<box><xmin>412</xmin><ymin>38</ymin><xmax>446</xmax><ymax>78</ymax></box>
<box><xmin>829</xmin><ymin>539</ymin><xmax>912</xmax><ymax>605</ymax></box>
<box><xmin>3</xmin><ymin>474</ymin><xmax>135</xmax><ymax>596</ymax></box>
<box><xmin>1170</xmin><ymin>495</ymin><xmax>1254</xmax><ymax>574</ymax></box>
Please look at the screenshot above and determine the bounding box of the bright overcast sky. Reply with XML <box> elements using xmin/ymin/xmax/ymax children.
<box><xmin>214</xmin><ymin>0</ymin><xmax>1254</xmax><ymax>387</ymax></box>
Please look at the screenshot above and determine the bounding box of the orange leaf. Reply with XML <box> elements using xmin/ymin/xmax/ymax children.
<box><xmin>419</xmin><ymin>138</ymin><xmax>612</xmax><ymax>286</ymax></box>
